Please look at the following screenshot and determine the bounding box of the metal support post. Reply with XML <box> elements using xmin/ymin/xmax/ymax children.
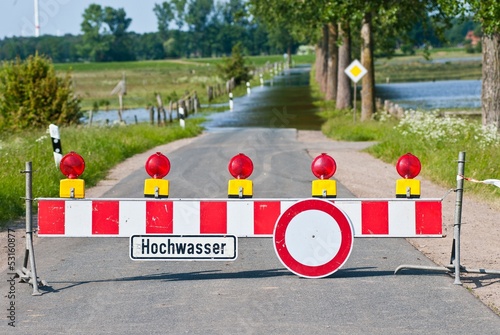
<box><xmin>452</xmin><ymin>152</ymin><xmax>465</xmax><ymax>285</ymax></box>
<box><xmin>396</xmin><ymin>151</ymin><xmax>500</xmax><ymax>278</ymax></box>
<box><xmin>16</xmin><ymin>162</ymin><xmax>46</xmax><ymax>295</ymax></box>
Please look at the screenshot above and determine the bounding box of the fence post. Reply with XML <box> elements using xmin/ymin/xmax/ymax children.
<box><xmin>168</xmin><ymin>101</ymin><xmax>173</xmax><ymax>123</ymax></box>
<box><xmin>149</xmin><ymin>106</ymin><xmax>155</xmax><ymax>125</ymax></box>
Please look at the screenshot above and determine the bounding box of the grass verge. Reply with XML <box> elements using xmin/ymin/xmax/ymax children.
<box><xmin>317</xmin><ymin>105</ymin><xmax>500</xmax><ymax>206</ymax></box>
<box><xmin>0</xmin><ymin>120</ymin><xmax>203</xmax><ymax>227</ymax></box>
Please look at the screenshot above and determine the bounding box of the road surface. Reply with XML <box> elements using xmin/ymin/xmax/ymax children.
<box><xmin>3</xmin><ymin>128</ymin><xmax>499</xmax><ymax>334</ymax></box>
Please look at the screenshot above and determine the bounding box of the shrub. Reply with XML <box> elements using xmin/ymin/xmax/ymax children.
<box><xmin>0</xmin><ymin>53</ymin><xmax>81</xmax><ymax>130</ymax></box>
<box><xmin>217</xmin><ymin>43</ymin><xmax>252</xmax><ymax>86</ymax></box>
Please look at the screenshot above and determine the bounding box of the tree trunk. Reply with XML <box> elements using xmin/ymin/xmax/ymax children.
<box><xmin>326</xmin><ymin>22</ymin><xmax>338</xmax><ymax>101</ymax></box>
<box><xmin>315</xmin><ymin>44</ymin><xmax>322</xmax><ymax>86</ymax></box>
<box><xmin>482</xmin><ymin>33</ymin><xmax>500</xmax><ymax>130</ymax></box>
<box><xmin>361</xmin><ymin>12</ymin><xmax>375</xmax><ymax>121</ymax></box>
<box><xmin>321</xmin><ymin>24</ymin><xmax>329</xmax><ymax>94</ymax></box>
<box><xmin>287</xmin><ymin>44</ymin><xmax>292</xmax><ymax>68</ymax></box>
<box><xmin>336</xmin><ymin>21</ymin><xmax>352</xmax><ymax>110</ymax></box>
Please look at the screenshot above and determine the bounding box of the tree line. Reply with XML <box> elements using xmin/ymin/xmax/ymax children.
<box><xmin>0</xmin><ymin>0</ymin><xmax>296</xmax><ymax>63</ymax></box>
<box><xmin>0</xmin><ymin>0</ymin><xmax>477</xmax><ymax>64</ymax></box>
<box><xmin>248</xmin><ymin>0</ymin><xmax>498</xmax><ymax>130</ymax></box>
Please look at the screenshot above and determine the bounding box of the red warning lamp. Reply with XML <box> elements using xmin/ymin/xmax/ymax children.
<box><xmin>311</xmin><ymin>153</ymin><xmax>336</xmax><ymax>180</ymax></box>
<box><xmin>59</xmin><ymin>151</ymin><xmax>85</xmax><ymax>179</ymax></box>
<box><xmin>228</xmin><ymin>153</ymin><xmax>253</xmax><ymax>198</ymax></box>
<box><xmin>396</xmin><ymin>153</ymin><xmax>421</xmax><ymax>179</ymax></box>
<box><xmin>145</xmin><ymin>152</ymin><xmax>171</xmax><ymax>179</ymax></box>
<box><xmin>395</xmin><ymin>153</ymin><xmax>421</xmax><ymax>198</ymax></box>
<box><xmin>311</xmin><ymin>153</ymin><xmax>337</xmax><ymax>198</ymax></box>
<box><xmin>144</xmin><ymin>152</ymin><xmax>170</xmax><ymax>198</ymax></box>
<box><xmin>228</xmin><ymin>153</ymin><xmax>253</xmax><ymax>179</ymax></box>
<box><xmin>59</xmin><ymin>151</ymin><xmax>85</xmax><ymax>198</ymax></box>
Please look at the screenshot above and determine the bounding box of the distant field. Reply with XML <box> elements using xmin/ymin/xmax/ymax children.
<box><xmin>375</xmin><ymin>48</ymin><xmax>482</xmax><ymax>82</ymax></box>
<box><xmin>54</xmin><ymin>54</ymin><xmax>315</xmax><ymax>111</ymax></box>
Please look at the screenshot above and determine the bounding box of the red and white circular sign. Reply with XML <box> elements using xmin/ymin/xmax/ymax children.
<box><xmin>273</xmin><ymin>199</ymin><xmax>354</xmax><ymax>278</ymax></box>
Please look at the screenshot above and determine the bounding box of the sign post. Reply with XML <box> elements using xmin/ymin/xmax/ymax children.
<box><xmin>344</xmin><ymin>60</ymin><xmax>367</xmax><ymax>122</ymax></box>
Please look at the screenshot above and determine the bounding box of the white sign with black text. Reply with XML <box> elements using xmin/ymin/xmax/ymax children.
<box><xmin>130</xmin><ymin>235</ymin><xmax>238</xmax><ymax>261</ymax></box>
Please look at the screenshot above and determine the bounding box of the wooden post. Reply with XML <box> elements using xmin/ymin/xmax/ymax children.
<box><xmin>156</xmin><ymin>93</ymin><xmax>164</xmax><ymax>126</ymax></box>
<box><xmin>118</xmin><ymin>94</ymin><xmax>124</xmax><ymax>123</ymax></box>
<box><xmin>168</xmin><ymin>101</ymin><xmax>173</xmax><ymax>123</ymax></box>
<box><xmin>194</xmin><ymin>91</ymin><xmax>200</xmax><ymax>114</ymax></box>
<box><xmin>207</xmin><ymin>86</ymin><xmax>213</xmax><ymax>102</ymax></box>
<box><xmin>149</xmin><ymin>106</ymin><xmax>155</xmax><ymax>125</ymax></box>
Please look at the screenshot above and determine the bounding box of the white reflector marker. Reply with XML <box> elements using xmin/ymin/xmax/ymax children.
<box><xmin>130</xmin><ymin>235</ymin><xmax>237</xmax><ymax>261</ymax></box>
<box><xmin>274</xmin><ymin>199</ymin><xmax>354</xmax><ymax>278</ymax></box>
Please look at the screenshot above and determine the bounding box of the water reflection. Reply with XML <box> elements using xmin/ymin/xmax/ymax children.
<box><xmin>376</xmin><ymin>80</ymin><xmax>481</xmax><ymax>110</ymax></box>
<box><xmin>204</xmin><ymin>65</ymin><xmax>322</xmax><ymax>130</ymax></box>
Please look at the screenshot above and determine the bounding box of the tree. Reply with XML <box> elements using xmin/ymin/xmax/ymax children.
<box><xmin>185</xmin><ymin>0</ymin><xmax>214</xmax><ymax>56</ymax></box>
<box><xmin>360</xmin><ymin>12</ymin><xmax>374</xmax><ymax>121</ymax></box>
<box><xmin>248</xmin><ymin>1</ymin><xmax>307</xmax><ymax>66</ymax></box>
<box><xmin>154</xmin><ymin>2</ymin><xmax>175</xmax><ymax>39</ymax></box>
<box><xmin>79</xmin><ymin>4</ymin><xmax>134</xmax><ymax>61</ymax></box>
<box><xmin>336</xmin><ymin>21</ymin><xmax>352</xmax><ymax>110</ymax></box>
<box><xmin>217</xmin><ymin>43</ymin><xmax>251</xmax><ymax>85</ymax></box>
<box><xmin>438</xmin><ymin>0</ymin><xmax>500</xmax><ymax>130</ymax></box>
<box><xmin>79</xmin><ymin>4</ymin><xmax>112</xmax><ymax>61</ymax></box>
<box><xmin>104</xmin><ymin>7</ymin><xmax>134</xmax><ymax>61</ymax></box>
<box><xmin>0</xmin><ymin>54</ymin><xmax>81</xmax><ymax>130</ymax></box>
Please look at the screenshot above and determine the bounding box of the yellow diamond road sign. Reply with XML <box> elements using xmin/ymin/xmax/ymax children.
<box><xmin>345</xmin><ymin>60</ymin><xmax>367</xmax><ymax>83</ymax></box>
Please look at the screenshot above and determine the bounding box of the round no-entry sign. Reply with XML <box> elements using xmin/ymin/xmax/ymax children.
<box><xmin>273</xmin><ymin>199</ymin><xmax>354</xmax><ymax>278</ymax></box>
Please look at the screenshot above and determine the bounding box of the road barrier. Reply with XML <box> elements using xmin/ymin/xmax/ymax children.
<box><xmin>37</xmin><ymin>198</ymin><xmax>442</xmax><ymax>238</ymax></box>
<box><xmin>14</xmin><ymin>150</ymin><xmax>500</xmax><ymax>294</ymax></box>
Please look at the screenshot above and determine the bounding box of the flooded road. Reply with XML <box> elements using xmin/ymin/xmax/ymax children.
<box><xmin>204</xmin><ymin>65</ymin><xmax>322</xmax><ymax>130</ymax></box>
<box><xmin>84</xmin><ymin>65</ymin><xmax>322</xmax><ymax>129</ymax></box>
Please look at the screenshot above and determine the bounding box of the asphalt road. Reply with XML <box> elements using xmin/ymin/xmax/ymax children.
<box><xmin>3</xmin><ymin>128</ymin><xmax>500</xmax><ymax>334</ymax></box>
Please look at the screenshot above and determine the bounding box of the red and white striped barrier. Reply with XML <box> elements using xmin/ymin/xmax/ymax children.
<box><xmin>37</xmin><ymin>198</ymin><xmax>442</xmax><ymax>238</ymax></box>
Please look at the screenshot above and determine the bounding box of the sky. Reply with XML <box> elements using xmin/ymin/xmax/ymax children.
<box><xmin>0</xmin><ymin>0</ymin><xmax>162</xmax><ymax>39</ymax></box>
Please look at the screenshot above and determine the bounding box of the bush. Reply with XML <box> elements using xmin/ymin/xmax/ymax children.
<box><xmin>0</xmin><ymin>53</ymin><xmax>81</xmax><ymax>130</ymax></box>
<box><xmin>217</xmin><ymin>43</ymin><xmax>252</xmax><ymax>86</ymax></box>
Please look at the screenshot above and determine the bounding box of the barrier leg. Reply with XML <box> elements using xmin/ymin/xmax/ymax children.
<box><xmin>15</xmin><ymin>162</ymin><xmax>46</xmax><ymax>295</ymax></box>
<box><xmin>395</xmin><ymin>152</ymin><xmax>500</xmax><ymax>278</ymax></box>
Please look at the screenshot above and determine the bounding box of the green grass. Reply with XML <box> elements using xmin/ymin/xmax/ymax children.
<box><xmin>317</xmin><ymin>107</ymin><xmax>500</xmax><ymax>204</ymax></box>
<box><xmin>375</xmin><ymin>48</ymin><xmax>482</xmax><ymax>82</ymax></box>
<box><xmin>0</xmin><ymin>121</ymin><xmax>203</xmax><ymax>226</ymax></box>
<box><xmin>375</xmin><ymin>60</ymin><xmax>481</xmax><ymax>82</ymax></box>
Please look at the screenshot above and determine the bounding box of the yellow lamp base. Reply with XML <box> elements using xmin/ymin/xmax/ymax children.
<box><xmin>144</xmin><ymin>179</ymin><xmax>169</xmax><ymax>198</ymax></box>
<box><xmin>228</xmin><ymin>179</ymin><xmax>253</xmax><ymax>198</ymax></box>
<box><xmin>395</xmin><ymin>179</ymin><xmax>421</xmax><ymax>198</ymax></box>
<box><xmin>60</xmin><ymin>179</ymin><xmax>85</xmax><ymax>198</ymax></box>
<box><xmin>312</xmin><ymin>179</ymin><xmax>337</xmax><ymax>198</ymax></box>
